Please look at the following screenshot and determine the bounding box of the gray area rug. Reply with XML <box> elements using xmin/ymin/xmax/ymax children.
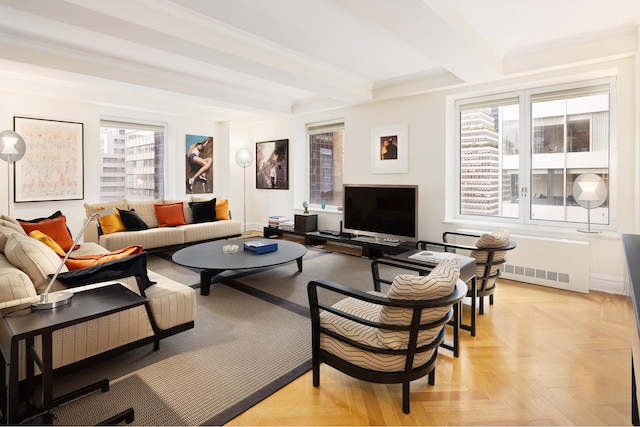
<box><xmin>45</xmin><ymin>247</ymin><xmax>387</xmax><ymax>426</ymax></box>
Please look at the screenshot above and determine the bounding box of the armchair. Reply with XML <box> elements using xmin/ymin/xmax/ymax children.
<box><xmin>417</xmin><ymin>229</ymin><xmax>516</xmax><ymax>335</ymax></box>
<box><xmin>307</xmin><ymin>258</ymin><xmax>467</xmax><ymax>413</ymax></box>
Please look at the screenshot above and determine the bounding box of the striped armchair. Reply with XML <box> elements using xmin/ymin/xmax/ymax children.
<box><xmin>307</xmin><ymin>258</ymin><xmax>467</xmax><ymax>413</ymax></box>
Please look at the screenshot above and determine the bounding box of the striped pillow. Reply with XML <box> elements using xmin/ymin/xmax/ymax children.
<box><xmin>378</xmin><ymin>258</ymin><xmax>460</xmax><ymax>349</ymax></box>
<box><xmin>471</xmin><ymin>228</ymin><xmax>510</xmax><ymax>278</ymax></box>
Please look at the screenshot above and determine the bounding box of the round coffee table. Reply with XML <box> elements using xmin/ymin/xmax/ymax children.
<box><xmin>172</xmin><ymin>238</ymin><xmax>307</xmax><ymax>295</ymax></box>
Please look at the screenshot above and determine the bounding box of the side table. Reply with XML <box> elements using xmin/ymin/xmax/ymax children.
<box><xmin>0</xmin><ymin>284</ymin><xmax>145</xmax><ymax>424</ymax></box>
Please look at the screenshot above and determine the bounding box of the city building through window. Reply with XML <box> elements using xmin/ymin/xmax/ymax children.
<box><xmin>307</xmin><ymin>121</ymin><xmax>344</xmax><ymax>208</ymax></box>
<box><xmin>455</xmin><ymin>78</ymin><xmax>612</xmax><ymax>228</ymax></box>
<box><xmin>99</xmin><ymin>120</ymin><xmax>165</xmax><ymax>202</ymax></box>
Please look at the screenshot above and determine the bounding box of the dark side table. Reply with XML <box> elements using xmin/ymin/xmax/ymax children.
<box><xmin>0</xmin><ymin>284</ymin><xmax>145</xmax><ymax>424</ymax></box>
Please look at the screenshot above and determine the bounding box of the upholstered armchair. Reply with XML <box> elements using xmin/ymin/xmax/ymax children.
<box><xmin>417</xmin><ymin>228</ymin><xmax>516</xmax><ymax>335</ymax></box>
<box><xmin>307</xmin><ymin>258</ymin><xmax>467</xmax><ymax>413</ymax></box>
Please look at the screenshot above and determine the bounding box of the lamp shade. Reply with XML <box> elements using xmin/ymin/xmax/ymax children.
<box><xmin>573</xmin><ymin>173</ymin><xmax>607</xmax><ymax>208</ymax></box>
<box><xmin>0</xmin><ymin>130</ymin><xmax>26</xmax><ymax>163</ymax></box>
<box><xmin>235</xmin><ymin>148</ymin><xmax>253</xmax><ymax>168</ymax></box>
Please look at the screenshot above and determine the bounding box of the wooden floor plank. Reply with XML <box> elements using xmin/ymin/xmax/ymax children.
<box><xmin>226</xmin><ymin>270</ymin><xmax>633</xmax><ymax>426</ymax></box>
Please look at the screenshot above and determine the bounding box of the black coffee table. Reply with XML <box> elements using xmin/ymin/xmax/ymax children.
<box><xmin>172</xmin><ymin>238</ymin><xmax>307</xmax><ymax>295</ymax></box>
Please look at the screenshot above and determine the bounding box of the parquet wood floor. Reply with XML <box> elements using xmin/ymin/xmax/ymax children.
<box><xmin>226</xmin><ymin>276</ymin><xmax>633</xmax><ymax>426</ymax></box>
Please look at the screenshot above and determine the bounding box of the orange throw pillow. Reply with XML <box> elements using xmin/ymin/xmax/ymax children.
<box><xmin>98</xmin><ymin>208</ymin><xmax>126</xmax><ymax>234</ymax></box>
<box><xmin>154</xmin><ymin>202</ymin><xmax>187</xmax><ymax>227</ymax></box>
<box><xmin>216</xmin><ymin>199</ymin><xmax>231</xmax><ymax>220</ymax></box>
<box><xmin>19</xmin><ymin>215</ymin><xmax>75</xmax><ymax>252</ymax></box>
<box><xmin>65</xmin><ymin>245</ymin><xmax>143</xmax><ymax>270</ymax></box>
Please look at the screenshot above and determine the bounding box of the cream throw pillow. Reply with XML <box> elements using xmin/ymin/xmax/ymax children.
<box><xmin>4</xmin><ymin>234</ymin><xmax>68</xmax><ymax>294</ymax></box>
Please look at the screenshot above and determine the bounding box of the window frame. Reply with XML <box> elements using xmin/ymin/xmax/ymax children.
<box><xmin>306</xmin><ymin>119</ymin><xmax>345</xmax><ymax>210</ymax></box>
<box><xmin>99</xmin><ymin>118</ymin><xmax>167</xmax><ymax>202</ymax></box>
<box><xmin>451</xmin><ymin>77</ymin><xmax>616</xmax><ymax>232</ymax></box>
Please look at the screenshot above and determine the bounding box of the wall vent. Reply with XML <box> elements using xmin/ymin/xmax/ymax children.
<box><xmin>456</xmin><ymin>230</ymin><xmax>590</xmax><ymax>293</ymax></box>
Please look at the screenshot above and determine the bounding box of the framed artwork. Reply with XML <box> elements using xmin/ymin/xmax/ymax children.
<box><xmin>371</xmin><ymin>123</ymin><xmax>408</xmax><ymax>174</ymax></box>
<box><xmin>185</xmin><ymin>135</ymin><xmax>213</xmax><ymax>194</ymax></box>
<box><xmin>13</xmin><ymin>116</ymin><xmax>84</xmax><ymax>202</ymax></box>
<box><xmin>256</xmin><ymin>139</ymin><xmax>289</xmax><ymax>189</ymax></box>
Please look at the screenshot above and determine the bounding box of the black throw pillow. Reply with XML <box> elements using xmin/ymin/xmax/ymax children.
<box><xmin>118</xmin><ymin>208</ymin><xmax>149</xmax><ymax>231</ymax></box>
<box><xmin>189</xmin><ymin>198</ymin><xmax>217</xmax><ymax>223</ymax></box>
<box><xmin>53</xmin><ymin>252</ymin><xmax>156</xmax><ymax>293</ymax></box>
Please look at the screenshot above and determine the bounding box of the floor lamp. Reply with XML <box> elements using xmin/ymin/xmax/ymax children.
<box><xmin>0</xmin><ymin>130</ymin><xmax>27</xmax><ymax>216</ymax></box>
<box><xmin>573</xmin><ymin>173</ymin><xmax>608</xmax><ymax>233</ymax></box>
<box><xmin>235</xmin><ymin>148</ymin><xmax>254</xmax><ymax>235</ymax></box>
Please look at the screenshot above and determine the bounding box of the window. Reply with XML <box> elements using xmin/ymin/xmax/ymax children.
<box><xmin>99</xmin><ymin>120</ymin><xmax>165</xmax><ymax>202</ymax></box>
<box><xmin>308</xmin><ymin>121</ymin><xmax>344</xmax><ymax>207</ymax></box>
<box><xmin>455</xmin><ymin>79</ymin><xmax>612</xmax><ymax>228</ymax></box>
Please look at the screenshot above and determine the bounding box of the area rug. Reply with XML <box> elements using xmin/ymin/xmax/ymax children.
<box><xmin>45</xmin><ymin>247</ymin><xmax>386</xmax><ymax>426</ymax></box>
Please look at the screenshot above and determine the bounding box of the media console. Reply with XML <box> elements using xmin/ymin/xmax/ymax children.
<box><xmin>263</xmin><ymin>226</ymin><xmax>412</xmax><ymax>258</ymax></box>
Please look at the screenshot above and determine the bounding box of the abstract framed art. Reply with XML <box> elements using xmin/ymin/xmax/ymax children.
<box><xmin>256</xmin><ymin>139</ymin><xmax>289</xmax><ymax>189</ymax></box>
<box><xmin>13</xmin><ymin>116</ymin><xmax>84</xmax><ymax>202</ymax></box>
<box><xmin>371</xmin><ymin>123</ymin><xmax>408</xmax><ymax>174</ymax></box>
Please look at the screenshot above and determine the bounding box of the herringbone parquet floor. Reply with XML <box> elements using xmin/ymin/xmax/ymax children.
<box><xmin>226</xmin><ymin>276</ymin><xmax>633</xmax><ymax>425</ymax></box>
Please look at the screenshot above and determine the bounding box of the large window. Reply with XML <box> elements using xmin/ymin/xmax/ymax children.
<box><xmin>308</xmin><ymin>121</ymin><xmax>344</xmax><ymax>207</ymax></box>
<box><xmin>99</xmin><ymin>120</ymin><xmax>165</xmax><ymax>202</ymax></box>
<box><xmin>455</xmin><ymin>79</ymin><xmax>612</xmax><ymax>228</ymax></box>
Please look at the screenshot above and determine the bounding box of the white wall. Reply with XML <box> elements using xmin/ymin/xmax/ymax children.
<box><xmin>0</xmin><ymin>56</ymin><xmax>636</xmax><ymax>295</ymax></box>
<box><xmin>238</xmin><ymin>57</ymin><xmax>637</xmax><ymax>294</ymax></box>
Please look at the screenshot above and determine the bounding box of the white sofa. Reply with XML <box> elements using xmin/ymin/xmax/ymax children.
<box><xmin>0</xmin><ymin>214</ymin><xmax>196</xmax><ymax>382</ymax></box>
<box><xmin>83</xmin><ymin>198</ymin><xmax>242</xmax><ymax>252</ymax></box>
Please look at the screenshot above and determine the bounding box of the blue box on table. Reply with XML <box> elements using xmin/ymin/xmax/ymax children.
<box><xmin>243</xmin><ymin>241</ymin><xmax>278</xmax><ymax>254</ymax></box>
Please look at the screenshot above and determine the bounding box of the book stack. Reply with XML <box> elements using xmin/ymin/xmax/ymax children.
<box><xmin>268</xmin><ymin>215</ymin><xmax>294</xmax><ymax>229</ymax></box>
<box><xmin>243</xmin><ymin>241</ymin><xmax>278</xmax><ymax>254</ymax></box>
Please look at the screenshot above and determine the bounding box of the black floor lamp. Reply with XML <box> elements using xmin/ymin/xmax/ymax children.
<box><xmin>235</xmin><ymin>148</ymin><xmax>254</xmax><ymax>235</ymax></box>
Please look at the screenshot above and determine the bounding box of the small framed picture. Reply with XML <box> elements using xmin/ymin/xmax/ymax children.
<box><xmin>371</xmin><ymin>123</ymin><xmax>408</xmax><ymax>174</ymax></box>
<box><xmin>256</xmin><ymin>139</ymin><xmax>289</xmax><ymax>189</ymax></box>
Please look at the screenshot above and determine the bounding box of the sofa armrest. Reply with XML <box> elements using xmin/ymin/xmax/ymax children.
<box><xmin>83</xmin><ymin>218</ymin><xmax>100</xmax><ymax>244</ymax></box>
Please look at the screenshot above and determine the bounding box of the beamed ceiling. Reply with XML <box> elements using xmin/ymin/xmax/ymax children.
<box><xmin>0</xmin><ymin>0</ymin><xmax>638</xmax><ymax>116</ymax></box>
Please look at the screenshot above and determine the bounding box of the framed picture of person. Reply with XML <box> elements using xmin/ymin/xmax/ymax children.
<box><xmin>185</xmin><ymin>135</ymin><xmax>213</xmax><ymax>194</ymax></box>
<box><xmin>255</xmin><ymin>139</ymin><xmax>289</xmax><ymax>189</ymax></box>
<box><xmin>371</xmin><ymin>123</ymin><xmax>408</xmax><ymax>174</ymax></box>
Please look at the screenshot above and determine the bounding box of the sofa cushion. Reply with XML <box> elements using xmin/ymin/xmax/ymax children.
<box><xmin>165</xmin><ymin>199</ymin><xmax>194</xmax><ymax>224</ymax></box>
<box><xmin>154</xmin><ymin>202</ymin><xmax>187</xmax><ymax>227</ymax></box>
<box><xmin>118</xmin><ymin>208</ymin><xmax>148</xmax><ymax>231</ymax></box>
<box><xmin>65</xmin><ymin>245</ymin><xmax>143</xmax><ymax>270</ymax></box>
<box><xmin>0</xmin><ymin>225</ymin><xmax>24</xmax><ymax>253</ymax></box>
<box><xmin>98</xmin><ymin>209</ymin><xmax>127</xmax><ymax>235</ymax></box>
<box><xmin>4</xmin><ymin>234</ymin><xmax>68</xmax><ymax>294</ymax></box>
<box><xmin>189</xmin><ymin>198</ymin><xmax>217</xmax><ymax>223</ymax></box>
<box><xmin>28</xmin><ymin>230</ymin><xmax>66</xmax><ymax>257</ymax></box>
<box><xmin>179</xmin><ymin>220</ymin><xmax>241</xmax><ymax>243</ymax></box>
<box><xmin>84</xmin><ymin>200</ymin><xmax>128</xmax><ymax>219</ymax></box>
<box><xmin>146</xmin><ymin>270</ymin><xmax>197</xmax><ymax>330</ymax></box>
<box><xmin>17</xmin><ymin>214</ymin><xmax>76</xmax><ymax>252</ymax></box>
<box><xmin>0</xmin><ymin>255</ymin><xmax>38</xmax><ymax>303</ymax></box>
<box><xmin>127</xmin><ymin>199</ymin><xmax>162</xmax><ymax>228</ymax></box>
<box><xmin>0</xmin><ymin>215</ymin><xmax>26</xmax><ymax>235</ymax></box>
<box><xmin>99</xmin><ymin>227</ymin><xmax>185</xmax><ymax>252</ymax></box>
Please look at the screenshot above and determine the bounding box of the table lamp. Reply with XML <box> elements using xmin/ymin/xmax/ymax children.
<box><xmin>32</xmin><ymin>208</ymin><xmax>115</xmax><ymax>310</ymax></box>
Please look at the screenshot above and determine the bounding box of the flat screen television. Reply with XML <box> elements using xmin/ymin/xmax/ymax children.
<box><xmin>342</xmin><ymin>184</ymin><xmax>418</xmax><ymax>243</ymax></box>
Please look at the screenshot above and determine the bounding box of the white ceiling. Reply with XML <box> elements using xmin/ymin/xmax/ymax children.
<box><xmin>0</xmin><ymin>0</ymin><xmax>638</xmax><ymax>116</ymax></box>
